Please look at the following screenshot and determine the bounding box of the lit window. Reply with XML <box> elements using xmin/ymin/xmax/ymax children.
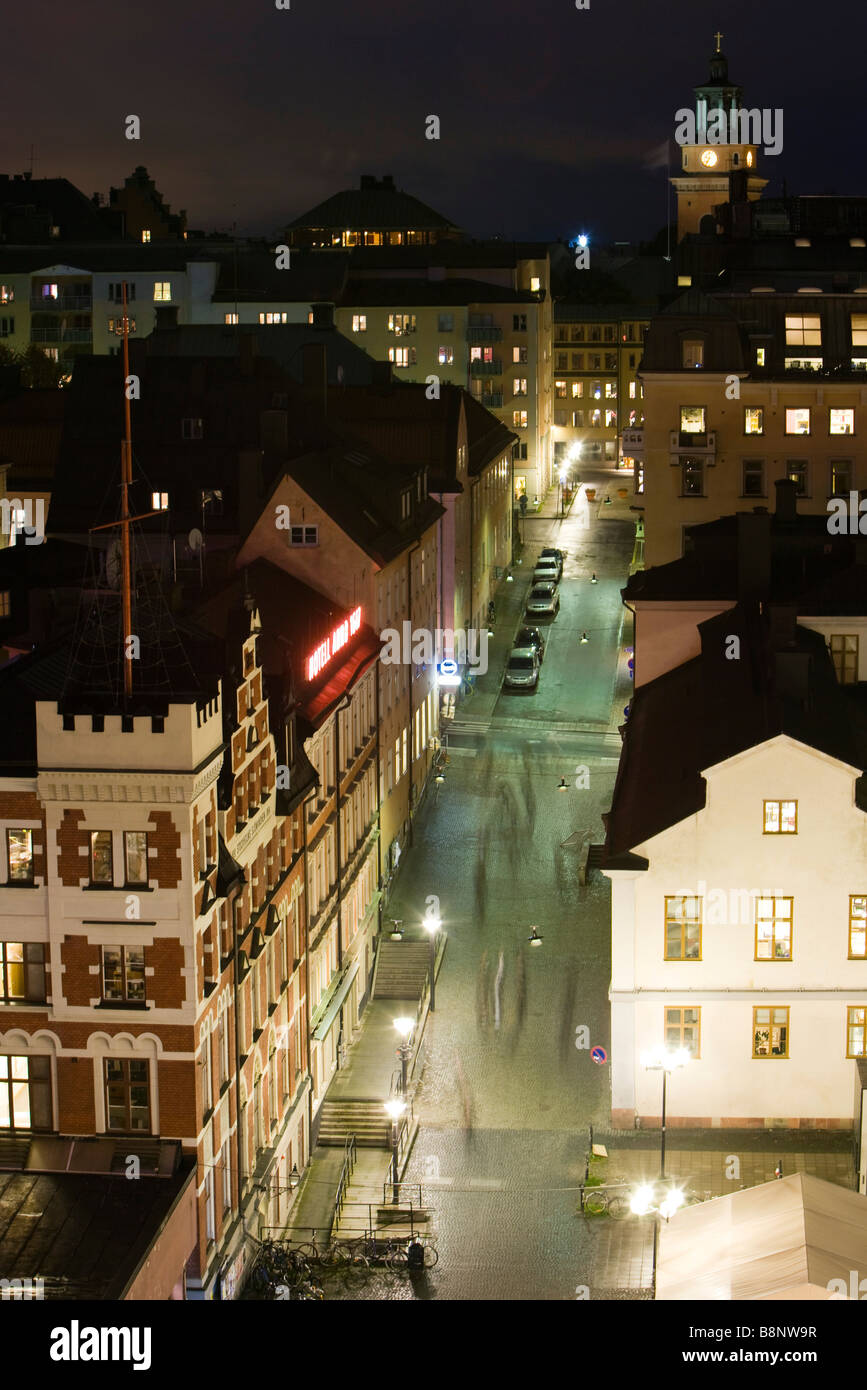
<box><xmin>151</xmin><ymin>492</ymin><xmax>169</xmax><ymax>511</ymax></box>
<box><xmin>389</xmin><ymin>347</ymin><xmax>415</xmax><ymax>368</ymax></box>
<box><xmin>605</xmin><ymin>410</ymin><xmax>617</xmax><ymax>427</ymax></box>
<box><xmin>512</xmin><ymin>346</ymin><xmax>528</xmax><ymax>364</ymax></box>
<box><xmin>851</xmin><ymin>314</ymin><xmax>867</xmax><ymax>347</ymax></box>
<box><xmin>90</xmin><ymin>831</ymin><xmax>114</xmax><ymax>884</ymax></box>
<box><xmin>755</xmin><ymin>897</ymin><xmax>793</xmax><ymax>960</ymax></box>
<box><xmin>0</xmin><ymin>942</ymin><xmax>45</xmax><ymax>1002</ymax></box>
<box><xmin>0</xmin><ymin>591</ymin><xmax>9</xmax><ymax>618</ymax></box>
<box><xmin>786</xmin><ymin>460</ymin><xmax>808</xmax><ymax>495</ymax></box>
<box><xmin>753</xmin><ymin>1006</ymin><xmax>789</xmax><ymax>1057</ymax></box>
<box><xmin>153</xmin><ymin>282</ymin><xmax>171</xmax><ymax>302</ymax></box>
<box><xmin>352</xmin><ymin>315</ymin><xmax>367</xmax><ymax>333</ymax></box>
<box><xmin>830</xmin><ymin>408</ymin><xmax>854</xmax><ymax>435</ymax></box>
<box><xmin>677</xmin><ymin>275</ymin><xmax>692</xmax><ymax>287</ymax></box>
<box><xmin>605</xmin><ymin>382</ymin><xmax>617</xmax><ymax>398</ymax></box>
<box><xmin>664</xmin><ymin>1006</ymin><xmax>700</xmax><ymax>1058</ymax></box>
<box><xmin>744</xmin><ymin>407</ymin><xmax>763</xmax><ymax>434</ymax></box>
<box><xmin>785</xmin><ymin>408</ymin><xmax>810</xmax><ymax>434</ymax></box>
<box><xmin>848</xmin><ymin>1006</ymin><xmax>867</xmax><ymax>1057</ymax></box>
<box><xmin>259</xmin><ymin>311</ymin><xmax>288</xmax><ymax>324</ymax></box>
<box><xmin>6</xmin><ymin>829</ymin><xmax>33</xmax><ymax>883</ymax></box>
<box><xmin>829</xmin><ymin>634</ymin><xmax>858</xmax><ymax>684</ymax></box>
<box><xmin>763</xmin><ymin>800</ymin><xmax>797</xmax><ymax>833</ymax></box>
<box><xmin>108</xmin><ymin>317</ymin><xmax>136</xmax><ymax>336</ymax></box>
<box><xmin>0</xmin><ymin>1054</ymin><xmax>51</xmax><ymax>1130</ymax></box>
<box><xmin>0</xmin><ymin>286</ymin><xmax>12</xmax><ymax>303</ymax></box>
<box><xmin>438</xmin><ymin>346</ymin><xmax>454</xmax><ymax>365</ymax></box>
<box><xmin>680</xmin><ymin>405</ymin><xmax>706</xmax><ymax>433</ymax></box>
<box><xmin>530</xmin><ymin>277</ymin><xmax>541</xmax><ymax>293</ymax></box>
<box><xmin>682</xmin><ymin>339</ymin><xmax>704</xmax><ymax>369</ymax></box>
<box><xmin>555</xmin><ymin>380</ymin><xmax>567</xmax><ymax>398</ymax></box>
<box><xmin>785</xmin><ymin>315</ymin><xmax>821</xmax><ymax>346</ymax></box>
<box><xmin>224</xmin><ymin>312</ymin><xmax>239</xmax><ymax>325</ymax></box>
<box><xmin>849</xmin><ymin>898</ymin><xmax>867</xmax><ymax>959</ymax></box>
<box><xmin>572</xmin><ymin>382</ymin><xmax>582</xmax><ymax>398</ymax></box>
<box><xmin>387</xmin><ymin>314</ymin><xmax>416</xmax><ymax>336</ymax></box>
<box><xmin>756</xmin><ymin>346</ymin><xmax>766</xmax><ymax>366</ymax></box>
<box><xmin>664</xmin><ymin>896</ymin><xmax>701</xmax><ymax>960</ymax></box>
<box><xmin>512</xmin><ymin>411</ymin><xmax>528</xmax><ymax>428</ymax></box>
<box><xmin>141</xmin><ymin>229</ymin><xmax>151</xmax><ymax>244</ymax></box>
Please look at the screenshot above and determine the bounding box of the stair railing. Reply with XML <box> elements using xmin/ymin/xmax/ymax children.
<box><xmin>333</xmin><ymin>1134</ymin><xmax>357</xmax><ymax>1229</ymax></box>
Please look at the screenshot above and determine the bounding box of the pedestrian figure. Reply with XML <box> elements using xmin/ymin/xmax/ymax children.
<box><xmin>493</xmin><ymin>951</ymin><xmax>505</xmax><ymax>1031</ymax></box>
<box><xmin>487</xmin><ymin>599</ymin><xmax>495</xmax><ymax>626</ymax></box>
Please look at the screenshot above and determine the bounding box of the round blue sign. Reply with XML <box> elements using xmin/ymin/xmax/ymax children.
<box><xmin>591</xmin><ymin>1046</ymin><xmax>607</xmax><ymax>1065</ymax></box>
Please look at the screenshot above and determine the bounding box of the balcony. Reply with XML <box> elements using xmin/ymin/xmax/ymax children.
<box><xmin>469</xmin><ymin>359</ymin><xmax>502</xmax><ymax>377</ymax></box>
<box><xmin>30</xmin><ymin>327</ymin><xmax>92</xmax><ymax>344</ymax></box>
<box><xmin>466</xmin><ymin>325</ymin><xmax>502</xmax><ymax>344</ymax></box>
<box><xmin>478</xmin><ymin>392</ymin><xmax>503</xmax><ymax>408</ymax></box>
<box><xmin>30</xmin><ymin>294</ymin><xmax>92</xmax><ymax>312</ymax></box>
<box><xmin>671</xmin><ymin>429</ymin><xmax>716</xmax><ymax>452</ymax></box>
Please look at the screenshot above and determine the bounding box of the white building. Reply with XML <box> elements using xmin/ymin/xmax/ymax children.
<box><xmin>605</xmin><ymin>599</ymin><xmax>867</xmax><ymax>1130</ymax></box>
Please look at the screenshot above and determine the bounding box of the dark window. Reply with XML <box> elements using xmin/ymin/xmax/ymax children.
<box><xmin>151</xmin><ymin>716</ymin><xmax>165</xmax><ymax>733</ymax></box>
<box><xmin>104</xmin><ymin>1058</ymin><xmax>151</xmax><ymax>1131</ymax></box>
<box><xmin>182</xmin><ymin>418</ymin><xmax>204</xmax><ymax>440</ymax></box>
<box><xmin>102</xmin><ymin>946</ymin><xmax>146</xmax><ymax>1003</ymax></box>
<box><xmin>124</xmin><ymin>832</ymin><xmax>148</xmax><ymax>886</ymax></box>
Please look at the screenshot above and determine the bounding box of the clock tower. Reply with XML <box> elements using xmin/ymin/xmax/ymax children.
<box><xmin>670</xmin><ymin>35</ymin><xmax>768</xmax><ymax>241</ymax></box>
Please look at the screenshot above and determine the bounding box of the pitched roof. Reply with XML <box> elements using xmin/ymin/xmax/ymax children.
<box><xmin>603</xmin><ymin>602</ymin><xmax>867</xmax><ymax>862</ymax></box>
<box><xmin>287</xmin><ymin>180</ymin><xmax>459</xmax><ymax>233</ymax></box>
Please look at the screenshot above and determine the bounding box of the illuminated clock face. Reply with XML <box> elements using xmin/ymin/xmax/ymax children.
<box><xmin>700</xmin><ymin>149</ymin><xmax>718</xmax><ymax>168</ymax></box>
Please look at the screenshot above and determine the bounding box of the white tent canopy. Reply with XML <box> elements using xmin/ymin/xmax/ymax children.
<box><xmin>656</xmin><ymin>1172</ymin><xmax>867</xmax><ymax>1300</ymax></box>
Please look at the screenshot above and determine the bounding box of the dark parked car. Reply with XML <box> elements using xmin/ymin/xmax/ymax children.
<box><xmin>515</xmin><ymin>625</ymin><xmax>545</xmax><ymax>663</ymax></box>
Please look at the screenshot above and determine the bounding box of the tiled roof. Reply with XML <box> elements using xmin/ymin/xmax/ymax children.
<box><xmin>604</xmin><ymin>603</ymin><xmax>867</xmax><ymax>862</ymax></box>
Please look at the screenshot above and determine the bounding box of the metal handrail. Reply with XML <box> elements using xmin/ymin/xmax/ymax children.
<box><xmin>333</xmin><ymin>1134</ymin><xmax>357</xmax><ymax>1227</ymax></box>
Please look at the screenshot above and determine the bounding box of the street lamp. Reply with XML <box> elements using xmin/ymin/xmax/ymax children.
<box><xmin>393</xmin><ymin>1016</ymin><xmax>414</xmax><ymax>1095</ymax></box>
<box><xmin>384</xmin><ymin>1097</ymin><xmax>407</xmax><ymax>1202</ymax></box>
<box><xmin>558</xmin><ymin>469</ymin><xmax>568</xmax><ymax>519</ymax></box>
<box><xmin>640</xmin><ymin>1045</ymin><xmax>690</xmax><ymax>1180</ymax></box>
<box><xmin>423</xmin><ymin>913</ymin><xmax>441</xmax><ymax>1011</ymax></box>
<box><xmin>630</xmin><ymin>1180</ymin><xmax>686</xmax><ymax>1295</ymax></box>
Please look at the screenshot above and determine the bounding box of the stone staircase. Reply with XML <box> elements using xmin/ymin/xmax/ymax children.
<box><xmin>317</xmin><ymin>1099</ymin><xmax>391</xmax><ymax>1148</ymax></box>
<box><xmin>373</xmin><ymin>941</ymin><xmax>430</xmax><ymax>999</ymax></box>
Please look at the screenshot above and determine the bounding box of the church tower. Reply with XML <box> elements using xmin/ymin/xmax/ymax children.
<box><xmin>670</xmin><ymin>35</ymin><xmax>768</xmax><ymax>241</ymax></box>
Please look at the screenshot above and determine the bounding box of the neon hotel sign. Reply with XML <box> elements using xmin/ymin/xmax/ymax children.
<box><xmin>306</xmin><ymin>606</ymin><xmax>362</xmax><ymax>682</ymax></box>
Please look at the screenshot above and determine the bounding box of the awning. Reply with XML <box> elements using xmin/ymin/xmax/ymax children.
<box><xmin>311</xmin><ymin>958</ymin><xmax>360</xmax><ymax>1042</ymax></box>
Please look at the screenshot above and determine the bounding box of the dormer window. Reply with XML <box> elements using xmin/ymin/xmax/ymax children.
<box><xmin>682</xmin><ymin>339</ymin><xmax>704</xmax><ymax>369</ymax></box>
<box><xmin>401</xmin><ymin>490</ymin><xmax>411</xmax><ymax>521</ymax></box>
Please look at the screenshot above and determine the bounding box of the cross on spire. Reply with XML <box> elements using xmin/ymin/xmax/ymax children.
<box><xmin>714</xmin><ymin>30</ymin><xmax>723</xmax><ymax>53</ymax></box>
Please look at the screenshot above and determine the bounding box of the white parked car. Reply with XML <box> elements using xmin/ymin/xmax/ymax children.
<box><xmin>532</xmin><ymin>560</ymin><xmax>561</xmax><ymax>584</ymax></box>
<box><xmin>525</xmin><ymin>583</ymin><xmax>560</xmax><ymax>618</ymax></box>
<box><xmin>504</xmin><ymin>646</ymin><xmax>540</xmax><ymax>689</ymax></box>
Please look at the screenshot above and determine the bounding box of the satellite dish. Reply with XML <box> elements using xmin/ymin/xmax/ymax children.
<box><xmin>188</xmin><ymin>528</ymin><xmax>203</xmax><ymax>554</ymax></box>
<box><xmin>106</xmin><ymin>539</ymin><xmax>122</xmax><ymax>590</ymax></box>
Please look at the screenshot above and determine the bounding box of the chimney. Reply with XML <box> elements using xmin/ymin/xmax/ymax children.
<box><xmin>736</xmin><ymin>511</ymin><xmax>771</xmax><ymax>601</ymax></box>
<box><xmin>302</xmin><ymin>342</ymin><xmax>327</xmax><ymax>414</ymax></box>
<box><xmin>239</xmin><ymin>332</ymin><xmax>257</xmax><ymax>377</ymax></box>
<box><xmin>774</xmin><ymin>477</ymin><xmax>798</xmax><ymax>522</ymax></box>
<box><xmin>154</xmin><ymin>304</ymin><xmax>179</xmax><ymax>330</ymax></box>
<box><xmin>310</xmin><ymin>302</ymin><xmax>334</xmax><ymax>330</ymax></box>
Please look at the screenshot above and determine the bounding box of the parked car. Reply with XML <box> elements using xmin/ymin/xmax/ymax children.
<box><xmin>525</xmin><ymin>583</ymin><xmax>560</xmax><ymax>617</ymax></box>
<box><xmin>504</xmin><ymin>646</ymin><xmax>540</xmax><ymax>690</ymax></box>
<box><xmin>532</xmin><ymin>560</ymin><xmax>561</xmax><ymax>584</ymax></box>
<box><xmin>515</xmin><ymin>625</ymin><xmax>545</xmax><ymax>663</ymax></box>
<box><xmin>541</xmin><ymin>548</ymin><xmax>564</xmax><ymax>563</ymax></box>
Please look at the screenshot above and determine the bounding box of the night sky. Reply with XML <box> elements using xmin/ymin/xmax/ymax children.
<box><xmin>6</xmin><ymin>0</ymin><xmax>859</xmax><ymax>245</ymax></box>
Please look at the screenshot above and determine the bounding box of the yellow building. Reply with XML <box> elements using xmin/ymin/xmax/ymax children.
<box><xmin>552</xmin><ymin>305</ymin><xmax>653</xmax><ymax>477</ymax></box>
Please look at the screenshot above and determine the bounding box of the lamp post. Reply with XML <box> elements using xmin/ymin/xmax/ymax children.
<box><xmin>641</xmin><ymin>1045</ymin><xmax>690</xmax><ymax>1180</ymax></box>
<box><xmin>558</xmin><ymin>470</ymin><xmax>567</xmax><ymax>519</ymax></box>
<box><xmin>384</xmin><ymin>1097</ymin><xmax>407</xmax><ymax>1202</ymax></box>
<box><xmin>423</xmin><ymin>914</ymin><xmax>441</xmax><ymax>1012</ymax></box>
<box><xmin>393</xmin><ymin>1016</ymin><xmax>414</xmax><ymax>1095</ymax></box>
<box><xmin>630</xmin><ymin>1182</ymin><xmax>686</xmax><ymax>1296</ymax></box>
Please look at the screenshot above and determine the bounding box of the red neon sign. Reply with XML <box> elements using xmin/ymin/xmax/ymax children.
<box><xmin>307</xmin><ymin>606</ymin><xmax>362</xmax><ymax>682</ymax></box>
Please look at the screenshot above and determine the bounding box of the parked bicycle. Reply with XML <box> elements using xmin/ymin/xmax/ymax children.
<box><xmin>581</xmin><ymin>1182</ymin><xmax>631</xmax><ymax>1219</ymax></box>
